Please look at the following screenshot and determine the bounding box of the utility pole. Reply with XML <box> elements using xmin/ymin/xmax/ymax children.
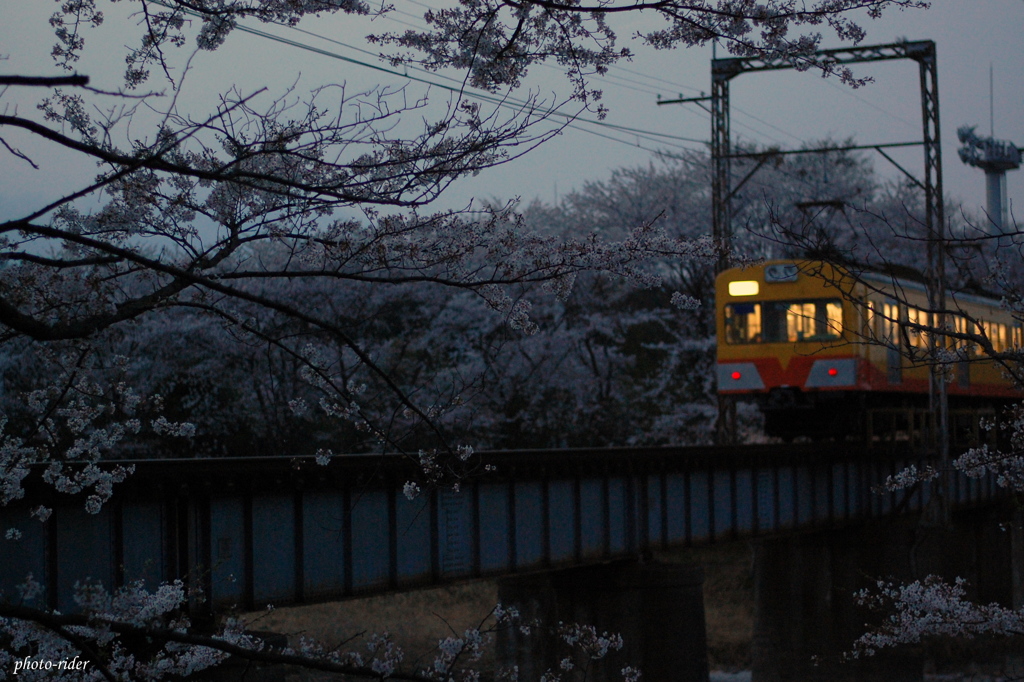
<box><xmin>710</xmin><ymin>66</ymin><xmax>736</xmax><ymax>445</ymax></box>
<box><xmin>655</xmin><ymin>90</ymin><xmax>738</xmax><ymax>444</ymax></box>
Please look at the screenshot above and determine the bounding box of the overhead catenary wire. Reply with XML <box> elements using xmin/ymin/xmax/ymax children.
<box><xmin>403</xmin><ymin>0</ymin><xmax>878</xmax><ymax>152</ymax></box>
<box><xmin>385</xmin><ymin>0</ymin><xmax>690</xmax><ymax>99</ymax></box>
<box><xmin>385</xmin><ymin>0</ymin><xmax>806</xmax><ymax>142</ymax></box>
<box><xmin>394</xmin><ymin>0</ymin><xmax>708</xmax><ymax>96</ymax></box>
<box><xmin>277</xmin><ymin>0</ymin><xmax>816</xmax><ymax>151</ymax></box>
<box><xmin>380</xmin><ymin>1</ymin><xmax>936</xmax><ymax>190</ymax></box>
<box><xmin>821</xmin><ymin>78</ymin><xmax>919</xmax><ymax>132</ymax></box>
<box><xmin>202</xmin><ymin>14</ymin><xmax>710</xmax><ymax>150</ymax></box>
<box><xmin>287</xmin><ymin>13</ymin><xmax>669</xmax><ymax>100</ymax></box>
<box><xmin>155</xmin><ymin>0</ymin><xmax>834</xmax><ymax>160</ymax></box>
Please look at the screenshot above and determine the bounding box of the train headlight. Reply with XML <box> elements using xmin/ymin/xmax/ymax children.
<box><xmin>728</xmin><ymin>280</ymin><xmax>759</xmax><ymax>296</ymax></box>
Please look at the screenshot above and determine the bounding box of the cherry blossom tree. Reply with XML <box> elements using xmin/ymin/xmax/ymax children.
<box><xmin>0</xmin><ymin>0</ymin><xmax>932</xmax><ymax>678</ymax></box>
<box><xmin>508</xmin><ymin>145</ymin><xmax>942</xmax><ymax>447</ymax></box>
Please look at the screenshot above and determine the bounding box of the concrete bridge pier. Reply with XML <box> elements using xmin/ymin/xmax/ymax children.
<box><xmin>752</xmin><ymin>508</ymin><xmax>1023</xmax><ymax>682</ymax></box>
<box><xmin>497</xmin><ymin>561</ymin><xmax>710</xmax><ymax>681</ymax></box>
<box><xmin>751</xmin><ymin>527</ymin><xmax>924</xmax><ymax>682</ymax></box>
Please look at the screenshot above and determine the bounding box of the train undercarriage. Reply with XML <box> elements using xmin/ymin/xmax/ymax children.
<box><xmin>756</xmin><ymin>388</ymin><xmax>1009</xmax><ymax>450</ymax></box>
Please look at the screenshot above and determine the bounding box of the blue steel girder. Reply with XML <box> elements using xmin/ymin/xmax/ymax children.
<box><xmin>0</xmin><ymin>444</ymin><xmax>1006</xmax><ymax>618</ymax></box>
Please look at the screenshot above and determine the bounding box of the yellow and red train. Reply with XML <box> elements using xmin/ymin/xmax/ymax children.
<box><xmin>715</xmin><ymin>260</ymin><xmax>1023</xmax><ymax>441</ymax></box>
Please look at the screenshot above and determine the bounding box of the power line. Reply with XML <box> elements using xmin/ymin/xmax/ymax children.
<box><xmin>221</xmin><ymin>16</ymin><xmax>710</xmax><ymax>147</ymax></box>
<box><xmin>288</xmin><ymin>0</ymin><xmax>796</xmax><ymax>149</ymax></box>
<box><xmin>294</xmin><ymin>5</ymin><xmax>683</xmax><ymax>102</ymax></box>
<box><xmin>822</xmin><ymin>78</ymin><xmax>920</xmax><ymax>132</ymax></box>
<box><xmin>612</xmin><ymin>63</ymin><xmax>704</xmax><ymax>93</ymax></box>
<box><xmin>381</xmin><ymin>0</ymin><xmax>812</xmax><ymax>148</ymax></box>
<box><xmin>731</xmin><ymin>108</ymin><xmax>803</xmax><ymax>145</ymax></box>
<box><xmin>151</xmin><ymin>0</ymin><xmax>708</xmax><ymax>160</ymax></box>
<box><xmin>394</xmin><ymin>0</ymin><xmax>708</xmax><ymax>96</ymax></box>
<box><xmin>657</xmin><ymin>95</ymin><xmax>791</xmax><ymax>148</ymax></box>
<box><xmin>368</xmin><ymin>0</ymin><xmax>717</xmax><ymax>108</ymax></box>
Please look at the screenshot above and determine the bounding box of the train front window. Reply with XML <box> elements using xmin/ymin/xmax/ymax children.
<box><xmin>724</xmin><ymin>302</ymin><xmax>762</xmax><ymax>343</ymax></box>
<box><xmin>725</xmin><ymin>299</ymin><xmax>843</xmax><ymax>343</ymax></box>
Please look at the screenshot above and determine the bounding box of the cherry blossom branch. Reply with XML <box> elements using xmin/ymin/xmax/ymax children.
<box><xmin>0</xmin><ymin>603</ymin><xmax>432</xmax><ymax>681</ymax></box>
<box><xmin>850</xmin><ymin>576</ymin><xmax>1024</xmax><ymax>659</ymax></box>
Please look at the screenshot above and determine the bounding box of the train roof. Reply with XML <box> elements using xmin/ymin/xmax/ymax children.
<box><xmin>726</xmin><ymin>258</ymin><xmax>1012</xmax><ymax>313</ymax></box>
<box><xmin>839</xmin><ymin>261</ymin><xmax>1008</xmax><ymax>311</ymax></box>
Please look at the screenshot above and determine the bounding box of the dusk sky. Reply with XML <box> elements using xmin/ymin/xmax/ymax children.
<box><xmin>3</xmin><ymin>0</ymin><xmax>1023</xmax><ymax>226</ymax></box>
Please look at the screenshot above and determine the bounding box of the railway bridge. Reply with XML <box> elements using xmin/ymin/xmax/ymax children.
<box><xmin>1</xmin><ymin>443</ymin><xmax>1017</xmax><ymax>681</ymax></box>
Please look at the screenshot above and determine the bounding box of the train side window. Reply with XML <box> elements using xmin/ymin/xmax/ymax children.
<box><xmin>871</xmin><ymin>300</ymin><xmax>884</xmax><ymax>340</ymax></box>
<box><xmin>906</xmin><ymin>308</ymin><xmax>922</xmax><ymax>347</ymax></box>
<box><xmin>1014</xmin><ymin>325</ymin><xmax>1023</xmax><ymax>349</ymax></box>
<box><xmin>965</xmin><ymin>317</ymin><xmax>977</xmax><ymax>351</ymax></box>
<box><xmin>988</xmin><ymin>321</ymin><xmax>1003</xmax><ymax>353</ymax></box>
<box><xmin>909</xmin><ymin>307</ymin><xmax>932</xmax><ymax>348</ymax></box>
<box><xmin>882</xmin><ymin>302</ymin><xmax>900</xmax><ymax>345</ymax></box>
<box><xmin>763</xmin><ymin>299</ymin><xmax>843</xmax><ymax>343</ymax></box>
<box><xmin>977</xmin><ymin>320</ymin><xmax>987</xmax><ymax>352</ymax></box>
<box><xmin>953</xmin><ymin>315</ymin><xmax>969</xmax><ymax>351</ymax></box>
<box><xmin>994</xmin><ymin>322</ymin><xmax>1008</xmax><ymax>353</ymax></box>
<box><xmin>867</xmin><ymin>299</ymin><xmax>886</xmax><ymax>341</ymax></box>
<box><xmin>923</xmin><ymin>311</ymin><xmax>933</xmax><ymax>349</ymax></box>
<box><xmin>724</xmin><ymin>302</ymin><xmax>762</xmax><ymax>343</ymax></box>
